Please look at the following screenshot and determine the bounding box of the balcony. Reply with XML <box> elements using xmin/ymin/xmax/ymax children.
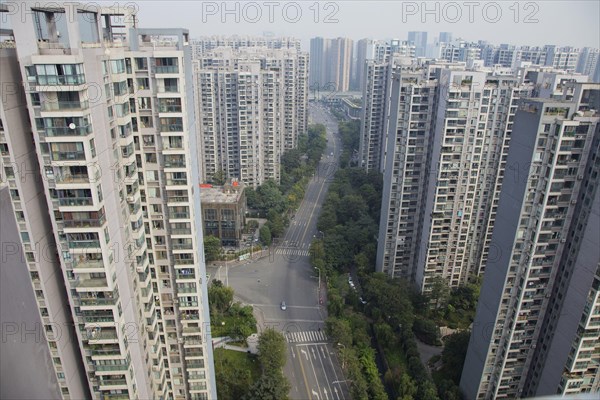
<box><xmin>98</xmin><ymin>378</ymin><xmax>128</xmax><ymax>388</ymax></box>
<box><xmin>169</xmin><ymin>212</ymin><xmax>190</xmax><ymax>219</ymax></box>
<box><xmin>44</xmin><ymin>124</ymin><xmax>92</xmax><ymax>137</ymax></box>
<box><xmin>41</xmin><ymin>100</ymin><xmax>89</xmax><ymax>112</ymax></box>
<box><xmin>58</xmin><ymin>197</ymin><xmax>94</xmax><ymax>206</ymax></box>
<box><xmin>55</xmin><ymin>174</ymin><xmax>90</xmax><ymax>184</ymax></box>
<box><xmin>77</xmin><ymin>296</ymin><xmax>118</xmax><ymax>307</ymax></box>
<box><xmin>166</xmin><ymin>179</ymin><xmax>187</xmax><ymax>186</ymax></box>
<box><xmin>94</xmin><ymin>362</ymin><xmax>129</xmax><ymax>372</ymax></box>
<box><xmin>158</xmin><ymin>85</ymin><xmax>179</xmax><ymax>93</ymax></box>
<box><xmin>35</xmin><ymin>74</ymin><xmax>86</xmax><ymax>86</ymax></box>
<box><xmin>160</xmin><ymin>124</ymin><xmax>183</xmax><ymax>132</ymax></box>
<box><xmin>68</xmin><ymin>240</ymin><xmax>101</xmax><ymax>249</ymax></box>
<box><xmin>51</xmin><ymin>151</ymin><xmax>86</xmax><ymax>161</ymax></box>
<box><xmin>155</xmin><ymin>66</ymin><xmax>179</xmax><ymax>74</ymax></box>
<box><xmin>72</xmin><ymin>257</ymin><xmax>104</xmax><ymax>269</ymax></box>
<box><xmin>159</xmin><ymin>102</ymin><xmax>182</xmax><ymax>112</ymax></box>
<box><xmin>75</xmin><ymin>277</ymin><xmax>109</xmax><ymax>290</ymax></box>
<box><xmin>64</xmin><ymin>215</ymin><xmax>106</xmax><ymax>229</ymax></box>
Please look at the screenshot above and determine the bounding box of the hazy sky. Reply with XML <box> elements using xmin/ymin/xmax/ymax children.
<box><xmin>124</xmin><ymin>0</ymin><xmax>600</xmax><ymax>49</ymax></box>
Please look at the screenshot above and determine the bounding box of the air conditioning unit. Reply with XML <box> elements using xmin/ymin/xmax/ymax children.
<box><xmin>136</xmin><ymin>266</ymin><xmax>145</xmax><ymax>273</ymax></box>
<box><xmin>173</xmin><ymin>299</ymin><xmax>179</xmax><ymax>304</ymax></box>
<box><xmin>577</xmin><ymin>174</ymin><xmax>584</xmax><ymax>180</ymax></box>
<box><xmin>127</xmin><ymin>196</ymin><xmax>135</xmax><ymax>203</ymax></box>
<box><xmin>152</xmin><ymin>365</ymin><xmax>160</xmax><ymax>371</ymax></box>
<box><xmin>146</xmin><ymin>326</ymin><xmax>153</xmax><ymax>332</ymax></box>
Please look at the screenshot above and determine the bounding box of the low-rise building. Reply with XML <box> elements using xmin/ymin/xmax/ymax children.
<box><xmin>200</xmin><ymin>181</ymin><xmax>247</xmax><ymax>246</ymax></box>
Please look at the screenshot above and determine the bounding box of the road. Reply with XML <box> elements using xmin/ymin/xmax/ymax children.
<box><xmin>221</xmin><ymin>102</ymin><xmax>350</xmax><ymax>399</ymax></box>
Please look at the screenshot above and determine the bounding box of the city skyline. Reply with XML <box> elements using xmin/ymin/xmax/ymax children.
<box><xmin>1</xmin><ymin>2</ymin><xmax>599</xmax><ymax>400</ymax></box>
<box><xmin>106</xmin><ymin>1</ymin><xmax>600</xmax><ymax>49</ymax></box>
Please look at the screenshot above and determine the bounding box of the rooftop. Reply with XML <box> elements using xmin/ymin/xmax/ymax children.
<box><xmin>200</xmin><ymin>183</ymin><xmax>244</xmax><ymax>204</ymax></box>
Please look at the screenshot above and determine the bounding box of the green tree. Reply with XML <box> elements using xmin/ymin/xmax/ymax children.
<box><xmin>439</xmin><ymin>331</ymin><xmax>471</xmax><ymax>384</ymax></box>
<box><xmin>257</xmin><ymin>328</ymin><xmax>287</xmax><ymax>373</ymax></box>
<box><xmin>428</xmin><ymin>276</ymin><xmax>451</xmax><ymax>316</ymax></box>
<box><xmin>417</xmin><ymin>380</ymin><xmax>440</xmax><ymax>400</ymax></box>
<box><xmin>266</xmin><ymin>210</ymin><xmax>285</xmax><ymax>238</ymax></box>
<box><xmin>208</xmin><ymin>281</ymin><xmax>234</xmax><ymax>316</ymax></box>
<box><xmin>244</xmin><ymin>371</ymin><xmax>290</xmax><ymax>400</ymax></box>
<box><xmin>259</xmin><ymin>225</ymin><xmax>272</xmax><ymax>246</ymax></box>
<box><xmin>325</xmin><ymin>317</ymin><xmax>352</xmax><ymax>347</ymax></box>
<box><xmin>212</xmin><ymin>169</ymin><xmax>226</xmax><ymax>185</ymax></box>
<box><xmin>204</xmin><ymin>235</ymin><xmax>222</xmax><ymax>261</ymax></box>
<box><xmin>413</xmin><ymin>318</ymin><xmax>440</xmax><ymax>345</ymax></box>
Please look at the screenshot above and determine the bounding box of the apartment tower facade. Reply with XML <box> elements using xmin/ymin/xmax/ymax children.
<box><xmin>2</xmin><ymin>4</ymin><xmax>215</xmax><ymax>399</ymax></box>
<box><xmin>461</xmin><ymin>83</ymin><xmax>600</xmax><ymax>399</ymax></box>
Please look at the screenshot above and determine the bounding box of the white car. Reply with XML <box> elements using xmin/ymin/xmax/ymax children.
<box><xmin>280</xmin><ymin>301</ymin><xmax>287</xmax><ymax>311</ymax></box>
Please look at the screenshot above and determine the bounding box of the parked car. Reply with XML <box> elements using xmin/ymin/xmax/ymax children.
<box><xmin>280</xmin><ymin>301</ymin><xmax>287</xmax><ymax>311</ymax></box>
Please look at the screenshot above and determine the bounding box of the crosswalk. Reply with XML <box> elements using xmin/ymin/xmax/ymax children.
<box><xmin>276</xmin><ymin>248</ymin><xmax>311</xmax><ymax>257</ymax></box>
<box><xmin>285</xmin><ymin>330</ymin><xmax>328</xmax><ymax>343</ymax></box>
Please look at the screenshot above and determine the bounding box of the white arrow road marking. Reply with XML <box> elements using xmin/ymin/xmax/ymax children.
<box><xmin>324</xmin><ymin>388</ymin><xmax>329</xmax><ymax>400</ymax></box>
<box><xmin>334</xmin><ymin>387</ymin><xmax>340</xmax><ymax>400</ymax></box>
<box><xmin>291</xmin><ymin>347</ymin><xmax>296</xmax><ymax>359</ymax></box>
<box><xmin>312</xmin><ymin>390</ymin><xmax>320</xmax><ymax>399</ymax></box>
<box><xmin>311</xmin><ymin>347</ymin><xmax>317</xmax><ymax>360</ymax></box>
<box><xmin>301</xmin><ymin>348</ymin><xmax>308</xmax><ymax>361</ymax></box>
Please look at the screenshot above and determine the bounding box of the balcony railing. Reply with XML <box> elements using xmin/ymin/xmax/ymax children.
<box><xmin>52</xmin><ymin>151</ymin><xmax>86</xmax><ymax>161</ymax></box>
<box><xmin>44</xmin><ymin>125</ymin><xmax>92</xmax><ymax>137</ymax></box>
<box><xmin>160</xmin><ymin>124</ymin><xmax>183</xmax><ymax>132</ymax></box>
<box><xmin>58</xmin><ymin>197</ymin><xmax>93</xmax><ymax>206</ymax></box>
<box><xmin>42</xmin><ymin>100</ymin><xmax>89</xmax><ymax>112</ymax></box>
<box><xmin>99</xmin><ymin>379</ymin><xmax>128</xmax><ymax>388</ymax></box>
<box><xmin>94</xmin><ymin>363</ymin><xmax>129</xmax><ymax>372</ymax></box>
<box><xmin>169</xmin><ymin>212</ymin><xmax>190</xmax><ymax>219</ymax></box>
<box><xmin>166</xmin><ymin>179</ymin><xmax>187</xmax><ymax>186</ymax></box>
<box><xmin>55</xmin><ymin>174</ymin><xmax>90</xmax><ymax>184</ymax></box>
<box><xmin>155</xmin><ymin>66</ymin><xmax>179</xmax><ymax>74</ymax></box>
<box><xmin>68</xmin><ymin>240</ymin><xmax>101</xmax><ymax>249</ymax></box>
<box><xmin>36</xmin><ymin>74</ymin><xmax>86</xmax><ymax>85</ymax></box>
<box><xmin>78</xmin><ymin>296</ymin><xmax>117</xmax><ymax>306</ymax></box>
<box><xmin>159</xmin><ymin>104</ymin><xmax>182</xmax><ymax>113</ymax></box>
<box><xmin>72</xmin><ymin>259</ymin><xmax>104</xmax><ymax>269</ymax></box>
<box><xmin>64</xmin><ymin>215</ymin><xmax>106</xmax><ymax>228</ymax></box>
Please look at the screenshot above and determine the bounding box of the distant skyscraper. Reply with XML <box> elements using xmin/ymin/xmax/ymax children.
<box><xmin>355</xmin><ymin>39</ymin><xmax>375</xmax><ymax>91</ymax></box>
<box><xmin>329</xmin><ymin>37</ymin><xmax>354</xmax><ymax>92</ymax></box>
<box><xmin>577</xmin><ymin>47</ymin><xmax>600</xmax><ymax>81</ymax></box>
<box><xmin>310</xmin><ymin>36</ymin><xmax>330</xmax><ymax>90</ymax></box>
<box><xmin>408</xmin><ymin>31</ymin><xmax>428</xmax><ymax>58</ymax></box>
<box><xmin>1</xmin><ymin>4</ymin><xmax>216</xmax><ymax>399</ymax></box>
<box><xmin>438</xmin><ymin>32</ymin><xmax>453</xmax><ymax>44</ymax></box>
<box><xmin>310</xmin><ymin>37</ymin><xmax>353</xmax><ymax>93</ymax></box>
<box><xmin>194</xmin><ymin>46</ymin><xmax>309</xmax><ymax>187</ymax></box>
<box><xmin>461</xmin><ymin>83</ymin><xmax>600</xmax><ymax>399</ymax></box>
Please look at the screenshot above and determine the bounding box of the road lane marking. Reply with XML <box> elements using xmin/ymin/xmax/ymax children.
<box><xmin>298</xmin><ymin>349</ymin><xmax>312</xmax><ymax>400</ymax></box>
<box><xmin>308</xmin><ymin>344</ymin><xmax>324</xmax><ymax>400</ymax></box>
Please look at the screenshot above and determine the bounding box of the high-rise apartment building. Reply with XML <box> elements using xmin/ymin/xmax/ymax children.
<box><xmin>355</xmin><ymin>39</ymin><xmax>375</xmax><ymax>91</ymax></box>
<box><xmin>329</xmin><ymin>37</ymin><xmax>354</xmax><ymax>92</ymax></box>
<box><xmin>194</xmin><ymin>46</ymin><xmax>308</xmax><ymax>187</ymax></box>
<box><xmin>191</xmin><ymin>35</ymin><xmax>301</xmax><ymax>58</ymax></box>
<box><xmin>309</xmin><ymin>36</ymin><xmax>353</xmax><ymax>92</ymax></box>
<box><xmin>577</xmin><ymin>47</ymin><xmax>600</xmax><ymax>81</ymax></box>
<box><xmin>461</xmin><ymin>83</ymin><xmax>600</xmax><ymax>399</ymax></box>
<box><xmin>310</xmin><ymin>36</ymin><xmax>330</xmax><ymax>90</ymax></box>
<box><xmin>1</xmin><ymin>4</ymin><xmax>215</xmax><ymax>399</ymax></box>
<box><xmin>408</xmin><ymin>31</ymin><xmax>428</xmax><ymax>58</ymax></box>
<box><xmin>440</xmin><ymin>40</ymin><xmax>482</xmax><ymax>64</ymax></box>
<box><xmin>375</xmin><ymin>64</ymin><xmax>536</xmax><ymax>291</ymax></box>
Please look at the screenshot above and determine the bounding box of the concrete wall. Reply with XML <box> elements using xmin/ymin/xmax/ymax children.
<box><xmin>0</xmin><ymin>187</ymin><xmax>62</xmax><ymax>399</ymax></box>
